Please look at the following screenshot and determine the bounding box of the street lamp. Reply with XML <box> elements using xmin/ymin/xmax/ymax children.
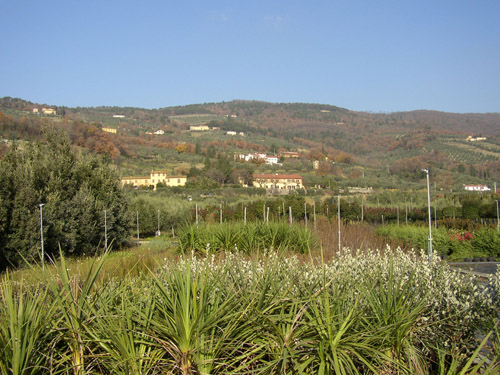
<box><xmin>39</xmin><ymin>203</ymin><xmax>45</xmax><ymax>270</ymax></box>
<box><xmin>104</xmin><ymin>210</ymin><xmax>107</xmax><ymax>250</ymax></box>
<box><xmin>422</xmin><ymin>169</ymin><xmax>433</xmax><ymax>257</ymax></box>
<box><xmin>496</xmin><ymin>200</ymin><xmax>499</xmax><ymax>232</ymax></box>
<box><xmin>157</xmin><ymin>209</ymin><xmax>161</xmax><ymax>236</ymax></box>
<box><xmin>337</xmin><ymin>195</ymin><xmax>341</xmax><ymax>253</ymax></box>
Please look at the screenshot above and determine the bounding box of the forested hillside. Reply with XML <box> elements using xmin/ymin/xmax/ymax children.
<box><xmin>1</xmin><ymin>96</ymin><xmax>499</xmax><ymax>191</ymax></box>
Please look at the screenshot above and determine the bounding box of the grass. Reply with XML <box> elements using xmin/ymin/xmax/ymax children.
<box><xmin>5</xmin><ymin>237</ymin><xmax>177</xmax><ymax>284</ymax></box>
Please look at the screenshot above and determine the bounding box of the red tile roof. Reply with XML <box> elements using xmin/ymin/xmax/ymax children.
<box><xmin>253</xmin><ymin>173</ymin><xmax>302</xmax><ymax>180</ymax></box>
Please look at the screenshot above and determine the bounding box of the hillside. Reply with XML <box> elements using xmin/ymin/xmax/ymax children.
<box><xmin>1</xmin><ymin>96</ymin><xmax>499</xmax><ymax>191</ymax></box>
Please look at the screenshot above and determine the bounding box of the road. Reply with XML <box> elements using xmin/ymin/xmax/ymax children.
<box><xmin>449</xmin><ymin>262</ymin><xmax>499</xmax><ymax>277</ymax></box>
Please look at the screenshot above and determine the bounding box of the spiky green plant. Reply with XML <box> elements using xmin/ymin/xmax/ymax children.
<box><xmin>148</xmin><ymin>263</ymin><xmax>249</xmax><ymax>374</ymax></box>
<box><xmin>0</xmin><ymin>275</ymin><xmax>55</xmax><ymax>375</ymax></box>
<box><xmin>85</xmin><ymin>284</ymin><xmax>164</xmax><ymax>375</ymax></box>
<box><xmin>46</xmin><ymin>250</ymin><xmax>109</xmax><ymax>375</ymax></box>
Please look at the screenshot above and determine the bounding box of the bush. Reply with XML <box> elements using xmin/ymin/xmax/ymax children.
<box><xmin>375</xmin><ymin>224</ymin><xmax>500</xmax><ymax>260</ymax></box>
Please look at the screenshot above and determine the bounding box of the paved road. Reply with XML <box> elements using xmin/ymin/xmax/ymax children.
<box><xmin>449</xmin><ymin>262</ymin><xmax>499</xmax><ymax>277</ymax></box>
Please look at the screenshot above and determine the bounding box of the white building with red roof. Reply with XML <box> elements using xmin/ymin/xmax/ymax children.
<box><xmin>463</xmin><ymin>184</ymin><xmax>491</xmax><ymax>192</ymax></box>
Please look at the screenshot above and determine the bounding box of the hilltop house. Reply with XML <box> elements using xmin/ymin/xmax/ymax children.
<box><xmin>102</xmin><ymin>127</ymin><xmax>117</xmax><ymax>134</ymax></box>
<box><xmin>463</xmin><ymin>184</ymin><xmax>491</xmax><ymax>192</ymax></box>
<box><xmin>121</xmin><ymin>170</ymin><xmax>187</xmax><ymax>190</ymax></box>
<box><xmin>249</xmin><ymin>173</ymin><xmax>304</xmax><ymax>191</ymax></box>
<box><xmin>281</xmin><ymin>151</ymin><xmax>300</xmax><ymax>158</ymax></box>
<box><xmin>237</xmin><ymin>153</ymin><xmax>279</xmax><ymax>165</ymax></box>
<box><xmin>41</xmin><ymin>108</ymin><xmax>56</xmax><ymax>115</ymax></box>
<box><xmin>190</xmin><ymin>125</ymin><xmax>210</xmax><ymax>131</ymax></box>
<box><xmin>466</xmin><ymin>136</ymin><xmax>487</xmax><ymax>142</ymax></box>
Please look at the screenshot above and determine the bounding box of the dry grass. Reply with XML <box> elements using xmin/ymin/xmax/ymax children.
<box><xmin>4</xmin><ymin>238</ymin><xmax>178</xmax><ymax>285</ymax></box>
<box><xmin>313</xmin><ymin>217</ymin><xmax>406</xmax><ymax>261</ymax></box>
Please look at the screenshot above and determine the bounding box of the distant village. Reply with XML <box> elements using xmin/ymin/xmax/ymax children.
<box><xmin>25</xmin><ymin>108</ymin><xmax>496</xmax><ymax>195</ymax></box>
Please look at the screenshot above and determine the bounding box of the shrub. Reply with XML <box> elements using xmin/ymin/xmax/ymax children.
<box><xmin>376</xmin><ymin>224</ymin><xmax>500</xmax><ymax>260</ymax></box>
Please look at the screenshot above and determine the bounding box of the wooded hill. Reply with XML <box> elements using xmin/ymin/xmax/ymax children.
<box><xmin>1</xmin><ymin>96</ymin><xmax>499</xmax><ymax>191</ymax></box>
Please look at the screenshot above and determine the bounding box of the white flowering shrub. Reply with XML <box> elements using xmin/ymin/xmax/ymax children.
<box><xmin>153</xmin><ymin>247</ymin><xmax>499</xmax><ymax>372</ymax></box>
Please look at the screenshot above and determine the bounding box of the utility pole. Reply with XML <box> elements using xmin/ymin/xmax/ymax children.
<box><xmin>496</xmin><ymin>200</ymin><xmax>499</xmax><ymax>232</ymax></box>
<box><xmin>304</xmin><ymin>202</ymin><xmax>308</xmax><ymax>228</ymax></box>
<box><xmin>337</xmin><ymin>195</ymin><xmax>341</xmax><ymax>253</ymax></box>
<box><xmin>422</xmin><ymin>169</ymin><xmax>433</xmax><ymax>257</ymax></box>
<box><xmin>104</xmin><ymin>209</ymin><xmax>107</xmax><ymax>250</ymax></box>
<box><xmin>136</xmin><ymin>211</ymin><xmax>140</xmax><ymax>239</ymax></box>
<box><xmin>157</xmin><ymin>209</ymin><xmax>160</xmax><ymax>236</ymax></box>
<box><xmin>313</xmin><ymin>202</ymin><xmax>316</xmax><ymax>230</ymax></box>
<box><xmin>39</xmin><ymin>204</ymin><xmax>45</xmax><ymax>270</ymax></box>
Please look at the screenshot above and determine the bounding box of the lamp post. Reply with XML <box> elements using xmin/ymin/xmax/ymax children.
<box><xmin>337</xmin><ymin>195</ymin><xmax>341</xmax><ymax>253</ymax></box>
<box><xmin>39</xmin><ymin>203</ymin><xmax>45</xmax><ymax>270</ymax></box>
<box><xmin>157</xmin><ymin>209</ymin><xmax>160</xmax><ymax>236</ymax></box>
<box><xmin>137</xmin><ymin>211</ymin><xmax>140</xmax><ymax>239</ymax></box>
<box><xmin>422</xmin><ymin>169</ymin><xmax>433</xmax><ymax>257</ymax></box>
<box><xmin>104</xmin><ymin>209</ymin><xmax>107</xmax><ymax>250</ymax></box>
<box><xmin>496</xmin><ymin>200</ymin><xmax>499</xmax><ymax>232</ymax></box>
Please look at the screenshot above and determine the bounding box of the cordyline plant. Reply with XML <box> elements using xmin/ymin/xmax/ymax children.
<box><xmin>0</xmin><ymin>247</ymin><xmax>499</xmax><ymax>374</ymax></box>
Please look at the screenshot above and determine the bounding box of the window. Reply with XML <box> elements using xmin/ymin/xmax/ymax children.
<box><xmin>178</xmin><ymin>179</ymin><xmax>180</xmax><ymax>183</ymax></box>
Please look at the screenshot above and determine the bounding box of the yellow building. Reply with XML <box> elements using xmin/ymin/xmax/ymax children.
<box><xmin>102</xmin><ymin>127</ymin><xmax>117</xmax><ymax>134</ymax></box>
<box><xmin>121</xmin><ymin>170</ymin><xmax>187</xmax><ymax>190</ymax></box>
<box><xmin>41</xmin><ymin>108</ymin><xmax>56</xmax><ymax>115</ymax></box>
<box><xmin>251</xmin><ymin>173</ymin><xmax>304</xmax><ymax>191</ymax></box>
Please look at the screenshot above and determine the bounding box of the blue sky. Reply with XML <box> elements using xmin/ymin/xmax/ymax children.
<box><xmin>1</xmin><ymin>0</ymin><xmax>499</xmax><ymax>113</ymax></box>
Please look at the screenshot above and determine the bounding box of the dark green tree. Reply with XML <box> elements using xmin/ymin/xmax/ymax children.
<box><xmin>0</xmin><ymin>127</ymin><xmax>130</xmax><ymax>269</ymax></box>
<box><xmin>203</xmin><ymin>153</ymin><xmax>211</xmax><ymax>170</ymax></box>
<box><xmin>215</xmin><ymin>155</ymin><xmax>233</xmax><ymax>185</ymax></box>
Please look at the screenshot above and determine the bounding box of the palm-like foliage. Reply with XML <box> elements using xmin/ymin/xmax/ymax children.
<box><xmin>0</xmin><ymin>276</ymin><xmax>55</xmax><ymax>375</ymax></box>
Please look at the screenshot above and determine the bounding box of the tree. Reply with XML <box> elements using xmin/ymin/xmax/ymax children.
<box><xmin>236</xmin><ymin>166</ymin><xmax>254</xmax><ymax>186</ymax></box>
<box><xmin>215</xmin><ymin>155</ymin><xmax>233</xmax><ymax>185</ymax></box>
<box><xmin>203</xmin><ymin>154</ymin><xmax>211</xmax><ymax>170</ymax></box>
<box><xmin>0</xmin><ymin>127</ymin><xmax>130</xmax><ymax>269</ymax></box>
